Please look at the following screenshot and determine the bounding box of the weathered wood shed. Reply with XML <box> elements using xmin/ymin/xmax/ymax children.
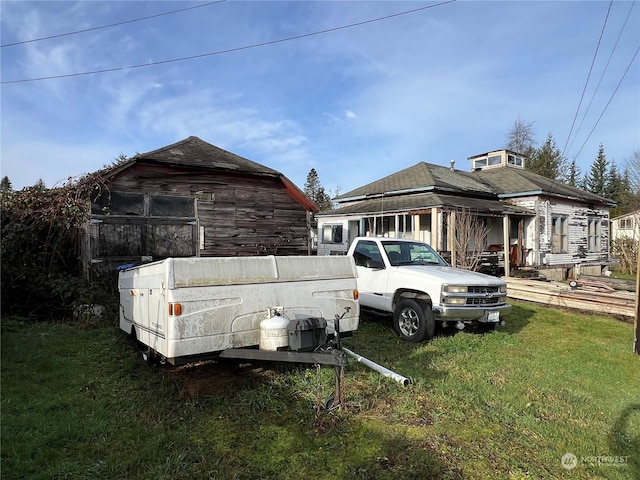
<box><xmin>83</xmin><ymin>136</ymin><xmax>317</xmax><ymax>276</ymax></box>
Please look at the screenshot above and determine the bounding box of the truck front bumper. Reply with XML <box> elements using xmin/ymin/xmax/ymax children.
<box><xmin>433</xmin><ymin>303</ymin><xmax>512</xmax><ymax>321</ymax></box>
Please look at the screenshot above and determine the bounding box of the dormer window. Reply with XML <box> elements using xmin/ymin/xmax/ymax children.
<box><xmin>508</xmin><ymin>154</ymin><xmax>523</xmax><ymax>167</ymax></box>
<box><xmin>488</xmin><ymin>154</ymin><xmax>502</xmax><ymax>166</ymax></box>
<box><xmin>469</xmin><ymin>150</ymin><xmax>526</xmax><ymax>170</ymax></box>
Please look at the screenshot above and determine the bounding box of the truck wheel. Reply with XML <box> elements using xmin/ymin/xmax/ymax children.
<box><xmin>393</xmin><ymin>299</ymin><xmax>435</xmax><ymax>342</ymax></box>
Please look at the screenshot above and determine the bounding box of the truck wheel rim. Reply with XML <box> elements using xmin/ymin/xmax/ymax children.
<box><xmin>399</xmin><ymin>308</ymin><xmax>419</xmax><ymax>336</ymax></box>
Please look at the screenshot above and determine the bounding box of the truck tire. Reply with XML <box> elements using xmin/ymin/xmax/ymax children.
<box><xmin>393</xmin><ymin>299</ymin><xmax>435</xmax><ymax>342</ymax></box>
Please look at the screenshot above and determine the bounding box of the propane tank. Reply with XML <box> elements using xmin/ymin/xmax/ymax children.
<box><xmin>259</xmin><ymin>315</ymin><xmax>290</xmax><ymax>351</ymax></box>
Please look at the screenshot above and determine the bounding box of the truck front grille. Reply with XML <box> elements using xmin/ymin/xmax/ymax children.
<box><xmin>466</xmin><ymin>297</ymin><xmax>501</xmax><ymax>305</ymax></box>
<box><xmin>468</xmin><ymin>286</ymin><xmax>500</xmax><ymax>294</ymax></box>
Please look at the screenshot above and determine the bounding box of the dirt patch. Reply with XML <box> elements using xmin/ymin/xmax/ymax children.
<box><xmin>159</xmin><ymin>360</ymin><xmax>276</xmax><ymax>398</ymax></box>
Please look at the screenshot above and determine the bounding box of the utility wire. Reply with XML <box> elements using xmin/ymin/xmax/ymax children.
<box><xmin>1</xmin><ymin>0</ymin><xmax>456</xmax><ymax>85</ymax></box>
<box><xmin>566</xmin><ymin>1</ymin><xmax>637</xmax><ymax>157</ymax></box>
<box><xmin>571</xmin><ymin>43</ymin><xmax>640</xmax><ymax>162</ymax></box>
<box><xmin>561</xmin><ymin>0</ymin><xmax>613</xmax><ymax>158</ymax></box>
<box><xmin>1</xmin><ymin>1</ymin><xmax>226</xmax><ymax>48</ymax></box>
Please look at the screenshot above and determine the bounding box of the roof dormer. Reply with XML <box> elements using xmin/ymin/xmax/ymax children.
<box><xmin>468</xmin><ymin>149</ymin><xmax>526</xmax><ymax>171</ymax></box>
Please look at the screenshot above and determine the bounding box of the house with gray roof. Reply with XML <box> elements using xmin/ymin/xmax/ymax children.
<box><xmin>316</xmin><ymin>149</ymin><xmax>614</xmax><ymax>278</ymax></box>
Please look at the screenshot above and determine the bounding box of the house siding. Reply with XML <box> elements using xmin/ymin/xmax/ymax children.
<box><xmin>534</xmin><ymin>198</ymin><xmax>609</xmax><ymax>266</ymax></box>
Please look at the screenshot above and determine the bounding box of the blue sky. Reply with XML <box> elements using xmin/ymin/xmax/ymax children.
<box><xmin>1</xmin><ymin>0</ymin><xmax>638</xmax><ymax>197</ymax></box>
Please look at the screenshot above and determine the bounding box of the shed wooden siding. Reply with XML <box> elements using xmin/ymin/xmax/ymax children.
<box><xmin>86</xmin><ymin>163</ymin><xmax>310</xmax><ymax>274</ymax></box>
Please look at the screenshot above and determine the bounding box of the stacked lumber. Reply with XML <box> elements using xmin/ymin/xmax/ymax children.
<box><xmin>506</xmin><ymin>277</ymin><xmax>636</xmax><ymax>319</ymax></box>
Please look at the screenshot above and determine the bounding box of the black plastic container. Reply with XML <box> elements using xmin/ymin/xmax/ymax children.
<box><xmin>287</xmin><ymin>317</ymin><xmax>327</xmax><ymax>352</ymax></box>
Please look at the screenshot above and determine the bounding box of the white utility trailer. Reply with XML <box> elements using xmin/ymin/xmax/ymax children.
<box><xmin>118</xmin><ymin>255</ymin><xmax>360</xmax><ymax>366</ymax></box>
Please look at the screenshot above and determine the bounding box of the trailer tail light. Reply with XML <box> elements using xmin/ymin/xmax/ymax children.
<box><xmin>169</xmin><ymin>303</ymin><xmax>182</xmax><ymax>316</ymax></box>
<box><xmin>353</xmin><ymin>289</ymin><xmax>359</xmax><ymax>300</ymax></box>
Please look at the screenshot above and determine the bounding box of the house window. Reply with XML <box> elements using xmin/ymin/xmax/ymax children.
<box><xmin>551</xmin><ymin>216</ymin><xmax>568</xmax><ymax>253</ymax></box>
<box><xmin>322</xmin><ymin>224</ymin><xmax>343</xmax><ymax>244</ymax></box>
<box><xmin>488</xmin><ymin>154</ymin><xmax>502</xmax><ymax>166</ymax></box>
<box><xmin>588</xmin><ymin>218</ymin><xmax>601</xmax><ymax>252</ymax></box>
<box><xmin>398</xmin><ymin>214</ymin><xmax>413</xmax><ymax>237</ymax></box>
<box><xmin>473</xmin><ymin>157</ymin><xmax>487</xmax><ymax>169</ymax></box>
<box><xmin>508</xmin><ymin>154</ymin><xmax>523</xmax><ymax>167</ymax></box>
<box><xmin>620</xmin><ymin>218</ymin><xmax>634</xmax><ymax>230</ymax></box>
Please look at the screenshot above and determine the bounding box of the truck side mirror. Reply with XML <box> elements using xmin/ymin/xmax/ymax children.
<box><xmin>364</xmin><ymin>259</ymin><xmax>385</xmax><ymax>269</ymax></box>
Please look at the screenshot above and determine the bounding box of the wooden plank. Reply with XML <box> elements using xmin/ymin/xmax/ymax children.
<box><xmin>506</xmin><ymin>278</ymin><xmax>635</xmax><ymax>318</ymax></box>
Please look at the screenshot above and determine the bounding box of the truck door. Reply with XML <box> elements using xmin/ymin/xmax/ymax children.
<box><xmin>353</xmin><ymin>240</ymin><xmax>390</xmax><ymax>311</ymax></box>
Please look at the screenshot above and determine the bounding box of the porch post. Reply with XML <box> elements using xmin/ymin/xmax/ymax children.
<box><xmin>503</xmin><ymin>214</ymin><xmax>510</xmax><ymax>278</ymax></box>
<box><xmin>431</xmin><ymin>208</ymin><xmax>438</xmax><ymax>248</ymax></box>
<box><xmin>449</xmin><ymin>210</ymin><xmax>456</xmax><ymax>268</ymax></box>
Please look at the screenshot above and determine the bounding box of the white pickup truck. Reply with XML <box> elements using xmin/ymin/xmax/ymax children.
<box><xmin>347</xmin><ymin>237</ymin><xmax>511</xmax><ymax>342</ymax></box>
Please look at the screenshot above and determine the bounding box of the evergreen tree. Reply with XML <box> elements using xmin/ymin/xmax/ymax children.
<box><xmin>506</xmin><ymin>117</ymin><xmax>536</xmax><ymax>158</ymax></box>
<box><xmin>303</xmin><ymin>168</ymin><xmax>332</xmax><ymax>211</ymax></box>
<box><xmin>605</xmin><ymin>160</ymin><xmax>621</xmax><ymax>200</ymax></box>
<box><xmin>526</xmin><ymin>133</ymin><xmax>566</xmax><ymax>180</ymax></box>
<box><xmin>626</xmin><ymin>151</ymin><xmax>640</xmax><ymax>198</ymax></box>
<box><xmin>0</xmin><ymin>176</ymin><xmax>12</xmax><ymax>192</ymax></box>
<box><xmin>565</xmin><ymin>160</ymin><xmax>581</xmax><ymax>187</ymax></box>
<box><xmin>625</xmin><ymin>151</ymin><xmax>640</xmax><ymax>212</ymax></box>
<box><xmin>584</xmin><ymin>143</ymin><xmax>609</xmax><ymax>197</ymax></box>
<box><xmin>609</xmin><ymin>167</ymin><xmax>634</xmax><ymax>217</ymax></box>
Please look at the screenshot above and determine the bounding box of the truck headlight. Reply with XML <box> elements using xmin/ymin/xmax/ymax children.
<box><xmin>445</xmin><ymin>297</ymin><xmax>467</xmax><ymax>305</ymax></box>
<box><xmin>444</xmin><ymin>285</ymin><xmax>467</xmax><ymax>293</ymax></box>
<box><xmin>499</xmin><ymin>285</ymin><xmax>507</xmax><ymax>293</ymax></box>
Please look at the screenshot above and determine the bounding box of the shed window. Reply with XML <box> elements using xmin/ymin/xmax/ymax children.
<box><xmin>92</xmin><ymin>191</ymin><xmax>144</xmax><ymax>215</ymax></box>
<box><xmin>588</xmin><ymin>218</ymin><xmax>601</xmax><ymax>252</ymax></box>
<box><xmin>322</xmin><ymin>224</ymin><xmax>343</xmax><ymax>244</ymax></box>
<box><xmin>150</xmin><ymin>195</ymin><xmax>195</xmax><ymax>217</ymax></box>
<box><xmin>551</xmin><ymin>216</ymin><xmax>567</xmax><ymax>253</ymax></box>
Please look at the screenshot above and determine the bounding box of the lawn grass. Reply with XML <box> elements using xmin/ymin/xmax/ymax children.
<box><xmin>1</xmin><ymin>301</ymin><xmax>639</xmax><ymax>479</ymax></box>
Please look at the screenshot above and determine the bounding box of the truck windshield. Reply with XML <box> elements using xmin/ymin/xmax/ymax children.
<box><xmin>382</xmin><ymin>241</ymin><xmax>448</xmax><ymax>266</ymax></box>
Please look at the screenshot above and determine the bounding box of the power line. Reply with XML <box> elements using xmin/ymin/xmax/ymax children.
<box><xmin>566</xmin><ymin>1</ymin><xmax>637</xmax><ymax>158</ymax></box>
<box><xmin>1</xmin><ymin>0</ymin><xmax>456</xmax><ymax>85</ymax></box>
<box><xmin>572</xmin><ymin>43</ymin><xmax>640</xmax><ymax>162</ymax></box>
<box><xmin>1</xmin><ymin>1</ymin><xmax>226</xmax><ymax>48</ymax></box>
<box><xmin>561</xmin><ymin>0</ymin><xmax>613</xmax><ymax>158</ymax></box>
